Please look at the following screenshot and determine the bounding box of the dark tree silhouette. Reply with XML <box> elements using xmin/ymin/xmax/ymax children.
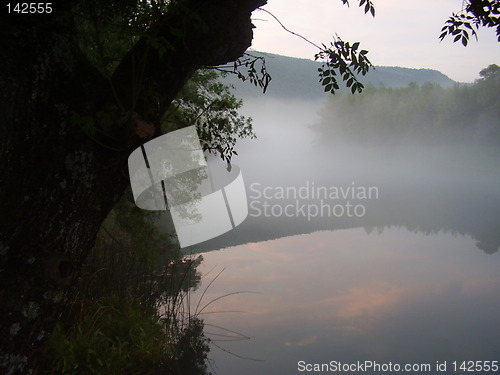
<box><xmin>0</xmin><ymin>1</ymin><xmax>265</xmax><ymax>373</ymax></box>
<box><xmin>0</xmin><ymin>0</ymin><xmax>498</xmax><ymax>373</ymax></box>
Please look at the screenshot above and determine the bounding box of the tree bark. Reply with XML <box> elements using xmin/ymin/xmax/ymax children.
<box><xmin>0</xmin><ymin>0</ymin><xmax>266</xmax><ymax>373</ymax></box>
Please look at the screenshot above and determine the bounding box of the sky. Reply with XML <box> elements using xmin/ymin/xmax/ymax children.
<box><xmin>250</xmin><ymin>0</ymin><xmax>500</xmax><ymax>82</ymax></box>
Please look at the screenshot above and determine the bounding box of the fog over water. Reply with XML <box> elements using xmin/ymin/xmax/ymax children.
<box><xmin>194</xmin><ymin>95</ymin><xmax>500</xmax><ymax>254</ymax></box>
<box><xmin>184</xmin><ymin>91</ymin><xmax>500</xmax><ymax>375</ymax></box>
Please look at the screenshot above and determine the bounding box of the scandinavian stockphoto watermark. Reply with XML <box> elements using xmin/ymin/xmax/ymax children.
<box><xmin>127</xmin><ymin>126</ymin><xmax>248</xmax><ymax>248</ymax></box>
<box><xmin>249</xmin><ymin>181</ymin><xmax>379</xmax><ymax>220</ymax></box>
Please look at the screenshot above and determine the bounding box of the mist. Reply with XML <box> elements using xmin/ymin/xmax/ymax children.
<box><xmin>195</xmin><ymin>89</ymin><xmax>500</xmax><ymax>254</ymax></box>
<box><xmin>184</xmin><ymin>69</ymin><xmax>500</xmax><ymax>375</ymax></box>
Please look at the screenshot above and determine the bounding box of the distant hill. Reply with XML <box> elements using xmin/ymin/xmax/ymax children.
<box><xmin>220</xmin><ymin>51</ymin><xmax>457</xmax><ymax>99</ymax></box>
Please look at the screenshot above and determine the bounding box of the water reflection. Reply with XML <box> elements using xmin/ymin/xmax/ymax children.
<box><xmin>193</xmin><ymin>228</ymin><xmax>500</xmax><ymax>375</ymax></box>
<box><xmin>193</xmin><ymin>98</ymin><xmax>500</xmax><ymax>255</ymax></box>
<box><xmin>184</xmin><ymin>96</ymin><xmax>500</xmax><ymax>374</ymax></box>
<box><xmin>195</xmin><ymin>167</ymin><xmax>500</xmax><ymax>255</ymax></box>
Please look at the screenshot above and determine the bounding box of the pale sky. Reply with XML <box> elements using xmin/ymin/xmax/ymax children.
<box><xmin>250</xmin><ymin>0</ymin><xmax>500</xmax><ymax>82</ymax></box>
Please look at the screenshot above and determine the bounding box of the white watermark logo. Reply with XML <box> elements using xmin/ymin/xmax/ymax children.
<box><xmin>128</xmin><ymin>126</ymin><xmax>248</xmax><ymax>248</ymax></box>
<box><xmin>249</xmin><ymin>181</ymin><xmax>378</xmax><ymax>220</ymax></box>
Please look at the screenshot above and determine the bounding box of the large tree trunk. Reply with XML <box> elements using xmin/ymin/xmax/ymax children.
<box><xmin>0</xmin><ymin>1</ymin><xmax>266</xmax><ymax>373</ymax></box>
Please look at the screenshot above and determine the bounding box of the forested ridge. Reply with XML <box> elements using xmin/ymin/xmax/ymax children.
<box><xmin>314</xmin><ymin>64</ymin><xmax>500</xmax><ymax>149</ymax></box>
<box><xmin>221</xmin><ymin>51</ymin><xmax>457</xmax><ymax>99</ymax></box>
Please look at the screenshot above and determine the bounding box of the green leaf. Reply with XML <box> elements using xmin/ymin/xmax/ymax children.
<box><xmin>351</xmin><ymin>53</ymin><xmax>358</xmax><ymax>65</ymax></box>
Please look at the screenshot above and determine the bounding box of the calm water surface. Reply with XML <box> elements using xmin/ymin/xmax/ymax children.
<box><xmin>191</xmin><ymin>228</ymin><xmax>500</xmax><ymax>375</ymax></box>
<box><xmin>180</xmin><ymin>97</ymin><xmax>500</xmax><ymax>374</ymax></box>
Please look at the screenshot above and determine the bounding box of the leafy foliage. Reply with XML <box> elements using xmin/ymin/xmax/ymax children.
<box><xmin>72</xmin><ymin>0</ymin><xmax>162</xmax><ymax>77</ymax></box>
<box><xmin>478</xmin><ymin>63</ymin><xmax>500</xmax><ymax>82</ymax></box>
<box><xmin>315</xmin><ymin>37</ymin><xmax>373</xmax><ymax>94</ymax></box>
<box><xmin>163</xmin><ymin>69</ymin><xmax>256</xmax><ymax>165</ymax></box>
<box><xmin>40</xmin><ymin>191</ymin><xmax>211</xmax><ymax>374</ymax></box>
<box><xmin>217</xmin><ymin>52</ymin><xmax>272</xmax><ymax>93</ymax></box>
<box><xmin>314</xmin><ymin>65</ymin><xmax>500</xmax><ymax>149</ymax></box>
<box><xmin>439</xmin><ymin>0</ymin><xmax>500</xmax><ymax>45</ymax></box>
<box><xmin>339</xmin><ymin>0</ymin><xmax>376</xmax><ymax>17</ymax></box>
<box><xmin>310</xmin><ymin>0</ymin><xmax>375</xmax><ymax>94</ymax></box>
<box><xmin>42</xmin><ymin>304</ymin><xmax>167</xmax><ymax>375</ymax></box>
<box><xmin>255</xmin><ymin>1</ymin><xmax>375</xmax><ymax>95</ymax></box>
<box><xmin>71</xmin><ymin>1</ymin><xmax>256</xmax><ymax>165</ymax></box>
<box><xmin>221</xmin><ymin>52</ymin><xmax>456</xmax><ymax>99</ymax></box>
<box><xmin>167</xmin><ymin>317</ymin><xmax>211</xmax><ymax>375</ymax></box>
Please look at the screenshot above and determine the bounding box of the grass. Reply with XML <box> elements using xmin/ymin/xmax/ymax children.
<box><xmin>39</xmin><ymin>192</ymin><xmax>211</xmax><ymax>375</ymax></box>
